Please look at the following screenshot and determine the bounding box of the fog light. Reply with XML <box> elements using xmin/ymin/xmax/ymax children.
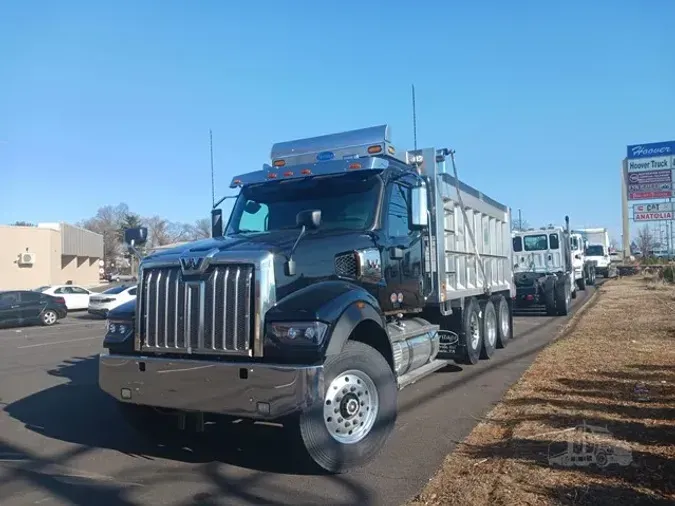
<box><xmin>121</xmin><ymin>388</ymin><xmax>132</xmax><ymax>400</ymax></box>
<box><xmin>256</xmin><ymin>402</ymin><xmax>270</xmax><ymax>415</ymax></box>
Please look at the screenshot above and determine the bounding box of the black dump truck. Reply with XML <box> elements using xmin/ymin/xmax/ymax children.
<box><xmin>99</xmin><ymin>125</ymin><xmax>516</xmax><ymax>473</ymax></box>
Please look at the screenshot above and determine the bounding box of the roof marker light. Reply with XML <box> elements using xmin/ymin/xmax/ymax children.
<box><xmin>267</xmin><ymin>173</ymin><xmax>278</xmax><ymax>179</ymax></box>
<box><xmin>367</xmin><ymin>145</ymin><xmax>383</xmax><ymax>154</ymax></box>
<box><xmin>233</xmin><ymin>179</ymin><xmax>242</xmax><ymax>185</ymax></box>
<box><xmin>273</xmin><ymin>160</ymin><xmax>286</xmax><ymax>167</ymax></box>
<box><xmin>283</xmin><ymin>171</ymin><xmax>293</xmax><ymax>177</ymax></box>
<box><xmin>348</xmin><ymin>163</ymin><xmax>362</xmax><ymax>170</ymax></box>
<box><xmin>300</xmin><ymin>169</ymin><xmax>312</xmax><ymax>175</ymax></box>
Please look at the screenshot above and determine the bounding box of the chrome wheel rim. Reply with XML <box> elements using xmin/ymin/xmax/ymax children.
<box><xmin>44</xmin><ymin>311</ymin><xmax>56</xmax><ymax>324</ymax></box>
<box><xmin>324</xmin><ymin>369</ymin><xmax>379</xmax><ymax>445</ymax></box>
<box><xmin>499</xmin><ymin>300</ymin><xmax>509</xmax><ymax>339</ymax></box>
<box><xmin>470</xmin><ymin>311</ymin><xmax>481</xmax><ymax>349</ymax></box>
<box><xmin>485</xmin><ymin>307</ymin><xmax>497</xmax><ymax>347</ymax></box>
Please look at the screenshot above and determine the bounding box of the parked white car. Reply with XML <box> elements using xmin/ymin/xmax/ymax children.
<box><xmin>34</xmin><ymin>284</ymin><xmax>93</xmax><ymax>310</ymax></box>
<box><xmin>88</xmin><ymin>285</ymin><xmax>137</xmax><ymax>318</ymax></box>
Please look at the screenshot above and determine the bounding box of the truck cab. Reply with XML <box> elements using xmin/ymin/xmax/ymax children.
<box><xmin>512</xmin><ymin>221</ymin><xmax>575</xmax><ymax>316</ymax></box>
<box><xmin>585</xmin><ymin>243</ymin><xmax>611</xmax><ymax>277</ymax></box>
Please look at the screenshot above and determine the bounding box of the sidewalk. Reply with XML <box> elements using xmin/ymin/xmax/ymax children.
<box><xmin>408</xmin><ymin>276</ymin><xmax>675</xmax><ymax>506</ymax></box>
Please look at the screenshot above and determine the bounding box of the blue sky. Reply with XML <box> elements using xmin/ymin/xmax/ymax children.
<box><xmin>1</xmin><ymin>1</ymin><xmax>673</xmax><ymax>243</ymax></box>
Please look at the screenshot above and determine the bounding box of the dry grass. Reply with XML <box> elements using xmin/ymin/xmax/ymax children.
<box><xmin>407</xmin><ymin>277</ymin><xmax>675</xmax><ymax>506</ymax></box>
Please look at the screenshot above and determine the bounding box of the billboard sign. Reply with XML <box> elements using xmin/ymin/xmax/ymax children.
<box><xmin>634</xmin><ymin>210</ymin><xmax>673</xmax><ymax>221</ymax></box>
<box><xmin>627</xmin><ymin>156</ymin><xmax>673</xmax><ymax>172</ymax></box>
<box><xmin>628</xmin><ymin>182</ymin><xmax>672</xmax><ymax>192</ymax></box>
<box><xmin>627</xmin><ymin>141</ymin><xmax>675</xmax><ymax>159</ymax></box>
<box><xmin>633</xmin><ymin>202</ymin><xmax>674</xmax><ymax>213</ymax></box>
<box><xmin>627</xmin><ymin>170</ymin><xmax>672</xmax><ymax>184</ymax></box>
<box><xmin>629</xmin><ymin>190</ymin><xmax>673</xmax><ymax>200</ymax></box>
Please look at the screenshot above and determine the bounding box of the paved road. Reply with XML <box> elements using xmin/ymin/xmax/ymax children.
<box><xmin>0</xmin><ymin>285</ymin><xmax>601</xmax><ymax>506</ymax></box>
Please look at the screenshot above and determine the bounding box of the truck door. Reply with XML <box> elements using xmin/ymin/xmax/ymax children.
<box><xmin>384</xmin><ymin>179</ymin><xmax>424</xmax><ymax>311</ymax></box>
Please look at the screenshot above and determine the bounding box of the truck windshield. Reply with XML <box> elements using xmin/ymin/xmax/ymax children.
<box><xmin>227</xmin><ymin>172</ymin><xmax>382</xmax><ymax>233</ymax></box>
<box><xmin>523</xmin><ymin>234</ymin><xmax>548</xmax><ymax>251</ymax></box>
<box><xmin>585</xmin><ymin>245</ymin><xmax>605</xmax><ymax>256</ymax></box>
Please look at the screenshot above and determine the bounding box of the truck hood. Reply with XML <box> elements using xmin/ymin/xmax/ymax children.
<box><xmin>143</xmin><ymin>229</ymin><xmax>378</xmax><ymax>301</ymax></box>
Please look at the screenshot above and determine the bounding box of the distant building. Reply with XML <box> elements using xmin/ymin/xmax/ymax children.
<box><xmin>0</xmin><ymin>222</ymin><xmax>104</xmax><ymax>290</ymax></box>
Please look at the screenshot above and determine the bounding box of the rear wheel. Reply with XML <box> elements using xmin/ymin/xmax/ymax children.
<box><xmin>493</xmin><ymin>295</ymin><xmax>512</xmax><ymax>348</ymax></box>
<box><xmin>479</xmin><ymin>300</ymin><xmax>497</xmax><ymax>359</ymax></box>
<box><xmin>41</xmin><ymin>309</ymin><xmax>58</xmax><ymax>326</ymax></box>
<box><xmin>556</xmin><ymin>279</ymin><xmax>570</xmax><ymax>316</ymax></box>
<box><xmin>297</xmin><ymin>340</ymin><xmax>397</xmax><ymax>474</ymax></box>
<box><xmin>457</xmin><ymin>298</ymin><xmax>482</xmax><ymax>365</ymax></box>
<box><xmin>544</xmin><ymin>277</ymin><xmax>557</xmax><ymax>316</ymax></box>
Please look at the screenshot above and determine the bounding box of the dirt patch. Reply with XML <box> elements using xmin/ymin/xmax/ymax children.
<box><xmin>408</xmin><ymin>278</ymin><xmax>675</xmax><ymax>506</ymax></box>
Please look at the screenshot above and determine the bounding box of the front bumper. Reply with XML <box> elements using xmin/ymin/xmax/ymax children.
<box><xmin>98</xmin><ymin>352</ymin><xmax>324</xmax><ymax>421</ymax></box>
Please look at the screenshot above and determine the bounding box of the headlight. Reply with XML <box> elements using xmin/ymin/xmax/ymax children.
<box><xmin>268</xmin><ymin>321</ymin><xmax>328</xmax><ymax>346</ymax></box>
<box><xmin>106</xmin><ymin>320</ymin><xmax>132</xmax><ymax>335</ymax></box>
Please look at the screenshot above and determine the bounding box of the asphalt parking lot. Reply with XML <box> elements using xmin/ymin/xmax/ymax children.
<box><xmin>0</xmin><ymin>284</ymin><xmax>601</xmax><ymax>506</ymax></box>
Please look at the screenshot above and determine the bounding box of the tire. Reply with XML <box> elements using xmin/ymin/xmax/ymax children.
<box><xmin>457</xmin><ymin>298</ymin><xmax>482</xmax><ymax>365</ymax></box>
<box><xmin>41</xmin><ymin>309</ymin><xmax>58</xmax><ymax>326</ymax></box>
<box><xmin>555</xmin><ymin>278</ymin><xmax>570</xmax><ymax>316</ymax></box>
<box><xmin>297</xmin><ymin>340</ymin><xmax>397</xmax><ymax>474</ymax></box>
<box><xmin>588</xmin><ymin>268</ymin><xmax>596</xmax><ymax>286</ymax></box>
<box><xmin>479</xmin><ymin>300</ymin><xmax>497</xmax><ymax>359</ymax></box>
<box><xmin>571</xmin><ymin>284</ymin><xmax>577</xmax><ymax>299</ymax></box>
<box><xmin>544</xmin><ymin>277</ymin><xmax>557</xmax><ymax>316</ymax></box>
<box><xmin>577</xmin><ymin>274</ymin><xmax>586</xmax><ymax>291</ymax></box>
<box><xmin>493</xmin><ymin>295</ymin><xmax>512</xmax><ymax>349</ymax></box>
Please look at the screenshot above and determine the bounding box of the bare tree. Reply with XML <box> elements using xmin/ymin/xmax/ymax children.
<box><xmin>79</xmin><ymin>203</ymin><xmax>131</xmax><ymax>266</ymax></box>
<box><xmin>12</xmin><ymin>221</ymin><xmax>36</xmax><ymax>227</ymax></box>
<box><xmin>192</xmin><ymin>218</ymin><xmax>211</xmax><ymax>239</ymax></box>
<box><xmin>511</xmin><ymin>217</ymin><xmax>529</xmax><ymax>231</ymax></box>
<box><xmin>637</xmin><ymin>225</ymin><xmax>654</xmax><ymax>258</ymax></box>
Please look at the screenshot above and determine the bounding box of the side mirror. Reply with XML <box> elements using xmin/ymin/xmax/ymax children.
<box><xmin>124</xmin><ymin>227</ymin><xmax>148</xmax><ymax>246</ymax></box>
<box><xmin>296</xmin><ymin>209</ymin><xmax>321</xmax><ymax>230</ymax></box>
<box><xmin>410</xmin><ymin>184</ymin><xmax>429</xmax><ymax>229</ymax></box>
<box><xmin>211</xmin><ymin>209</ymin><xmax>223</xmax><ymax>238</ymax></box>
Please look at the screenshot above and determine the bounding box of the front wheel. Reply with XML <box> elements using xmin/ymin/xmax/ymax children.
<box><xmin>297</xmin><ymin>340</ymin><xmax>397</xmax><ymax>474</ymax></box>
<box><xmin>577</xmin><ymin>274</ymin><xmax>586</xmax><ymax>291</ymax></box>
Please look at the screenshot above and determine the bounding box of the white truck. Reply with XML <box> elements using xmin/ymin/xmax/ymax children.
<box><xmin>570</xmin><ymin>232</ymin><xmax>597</xmax><ymax>290</ymax></box>
<box><xmin>574</xmin><ymin>228</ymin><xmax>613</xmax><ymax>278</ymax></box>
<box><xmin>512</xmin><ymin>217</ymin><xmax>576</xmax><ymax>316</ymax></box>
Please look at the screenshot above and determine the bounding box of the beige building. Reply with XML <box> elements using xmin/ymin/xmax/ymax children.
<box><xmin>0</xmin><ymin>223</ymin><xmax>104</xmax><ymax>290</ymax></box>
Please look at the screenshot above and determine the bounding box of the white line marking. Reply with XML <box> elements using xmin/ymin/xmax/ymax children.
<box><xmin>17</xmin><ymin>336</ymin><xmax>101</xmax><ymax>349</ymax></box>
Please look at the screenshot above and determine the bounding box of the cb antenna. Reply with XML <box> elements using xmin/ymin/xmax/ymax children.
<box><xmin>210</xmin><ymin>129</ymin><xmax>215</xmax><ymax>208</ymax></box>
<box><xmin>411</xmin><ymin>84</ymin><xmax>418</xmax><ymax>151</ymax></box>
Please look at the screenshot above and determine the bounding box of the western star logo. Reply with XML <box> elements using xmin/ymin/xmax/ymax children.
<box><xmin>180</xmin><ymin>256</ymin><xmax>205</xmax><ymax>272</ymax></box>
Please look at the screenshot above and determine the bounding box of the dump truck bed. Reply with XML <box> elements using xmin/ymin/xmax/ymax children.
<box><xmin>414</xmin><ymin>148</ymin><xmax>514</xmax><ymax>304</ymax></box>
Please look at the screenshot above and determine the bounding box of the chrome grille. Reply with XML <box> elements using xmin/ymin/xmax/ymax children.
<box><xmin>140</xmin><ymin>264</ymin><xmax>254</xmax><ymax>355</ymax></box>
